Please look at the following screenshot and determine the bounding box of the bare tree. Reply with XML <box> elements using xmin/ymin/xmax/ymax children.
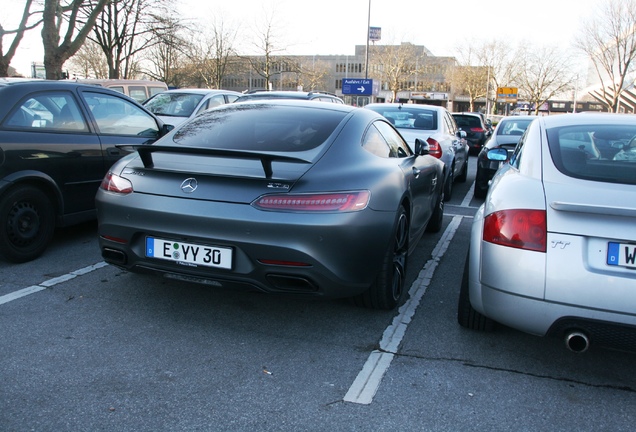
<box><xmin>452</xmin><ymin>38</ymin><xmax>519</xmax><ymax>114</ymax></box>
<box><xmin>185</xmin><ymin>17</ymin><xmax>239</xmax><ymax>88</ymax></box>
<box><xmin>41</xmin><ymin>0</ymin><xmax>110</xmax><ymax>79</ymax></box>
<box><xmin>296</xmin><ymin>58</ymin><xmax>330</xmax><ymax>91</ymax></box>
<box><xmin>474</xmin><ymin>39</ymin><xmax>518</xmax><ymax>114</ymax></box>
<box><xmin>142</xmin><ymin>14</ymin><xmax>187</xmax><ymax>86</ymax></box>
<box><xmin>451</xmin><ymin>65</ymin><xmax>488</xmax><ymax>112</ymax></box>
<box><xmin>514</xmin><ymin>44</ymin><xmax>577</xmax><ymax>115</ymax></box>
<box><xmin>67</xmin><ymin>38</ymin><xmax>108</xmax><ymax>78</ymax></box>
<box><xmin>369</xmin><ymin>42</ymin><xmax>421</xmax><ymax>102</ymax></box>
<box><xmin>82</xmin><ymin>0</ymin><xmax>169</xmax><ymax>79</ymax></box>
<box><xmin>576</xmin><ymin>0</ymin><xmax>636</xmax><ymax>112</ymax></box>
<box><xmin>245</xmin><ymin>5</ymin><xmax>289</xmax><ymax>90</ymax></box>
<box><xmin>0</xmin><ymin>0</ymin><xmax>42</xmax><ymax>77</ymax></box>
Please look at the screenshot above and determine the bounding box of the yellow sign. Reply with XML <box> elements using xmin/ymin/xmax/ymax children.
<box><xmin>497</xmin><ymin>87</ymin><xmax>518</xmax><ymax>103</ymax></box>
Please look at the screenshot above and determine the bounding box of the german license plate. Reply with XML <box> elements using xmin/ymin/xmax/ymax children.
<box><xmin>607</xmin><ymin>242</ymin><xmax>636</xmax><ymax>268</ymax></box>
<box><xmin>146</xmin><ymin>237</ymin><xmax>232</xmax><ymax>269</ymax></box>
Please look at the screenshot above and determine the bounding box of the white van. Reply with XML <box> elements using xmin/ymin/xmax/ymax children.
<box><xmin>77</xmin><ymin>79</ymin><xmax>168</xmax><ymax>103</ymax></box>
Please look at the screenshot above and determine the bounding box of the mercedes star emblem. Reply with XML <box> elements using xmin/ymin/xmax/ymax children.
<box><xmin>180</xmin><ymin>178</ymin><xmax>198</xmax><ymax>193</ymax></box>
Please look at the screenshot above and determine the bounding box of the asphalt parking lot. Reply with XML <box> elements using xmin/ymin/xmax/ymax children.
<box><xmin>1</xmin><ymin>157</ymin><xmax>635</xmax><ymax>431</ymax></box>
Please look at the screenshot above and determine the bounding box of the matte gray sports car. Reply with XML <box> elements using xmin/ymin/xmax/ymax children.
<box><xmin>96</xmin><ymin>100</ymin><xmax>445</xmax><ymax>309</ymax></box>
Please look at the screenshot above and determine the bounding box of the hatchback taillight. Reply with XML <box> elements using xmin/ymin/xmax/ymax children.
<box><xmin>483</xmin><ymin>209</ymin><xmax>546</xmax><ymax>252</ymax></box>
<box><xmin>470</xmin><ymin>127</ymin><xmax>485</xmax><ymax>133</ymax></box>
<box><xmin>426</xmin><ymin>137</ymin><xmax>443</xmax><ymax>159</ymax></box>
<box><xmin>100</xmin><ymin>172</ymin><xmax>133</xmax><ymax>194</ymax></box>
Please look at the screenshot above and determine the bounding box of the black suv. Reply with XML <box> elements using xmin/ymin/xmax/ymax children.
<box><xmin>0</xmin><ymin>79</ymin><xmax>170</xmax><ymax>262</ymax></box>
<box><xmin>451</xmin><ymin>112</ymin><xmax>491</xmax><ymax>155</ymax></box>
<box><xmin>235</xmin><ymin>90</ymin><xmax>344</xmax><ymax>104</ymax></box>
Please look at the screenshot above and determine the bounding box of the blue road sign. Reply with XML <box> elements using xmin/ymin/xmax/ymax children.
<box><xmin>342</xmin><ymin>79</ymin><xmax>374</xmax><ymax>95</ymax></box>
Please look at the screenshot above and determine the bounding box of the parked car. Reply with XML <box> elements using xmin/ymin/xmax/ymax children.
<box><xmin>0</xmin><ymin>79</ymin><xmax>171</xmax><ymax>263</ymax></box>
<box><xmin>458</xmin><ymin>113</ymin><xmax>636</xmax><ymax>353</ymax></box>
<box><xmin>452</xmin><ymin>112</ymin><xmax>491</xmax><ymax>155</ymax></box>
<box><xmin>143</xmin><ymin>88</ymin><xmax>242</xmax><ymax>127</ymax></box>
<box><xmin>474</xmin><ymin>115</ymin><xmax>536</xmax><ymax>198</ymax></box>
<box><xmin>365</xmin><ymin>103</ymin><xmax>469</xmax><ymax>201</ymax></box>
<box><xmin>77</xmin><ymin>79</ymin><xmax>168</xmax><ymax>103</ymax></box>
<box><xmin>235</xmin><ymin>90</ymin><xmax>344</xmax><ymax>104</ymax></box>
<box><xmin>96</xmin><ymin>100</ymin><xmax>445</xmax><ymax>310</ymax></box>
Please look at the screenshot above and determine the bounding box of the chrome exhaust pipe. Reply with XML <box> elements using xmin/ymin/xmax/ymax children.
<box><xmin>565</xmin><ymin>331</ymin><xmax>590</xmax><ymax>353</ymax></box>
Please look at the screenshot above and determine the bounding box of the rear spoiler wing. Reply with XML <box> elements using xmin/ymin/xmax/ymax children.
<box><xmin>118</xmin><ymin>144</ymin><xmax>311</xmax><ymax>179</ymax></box>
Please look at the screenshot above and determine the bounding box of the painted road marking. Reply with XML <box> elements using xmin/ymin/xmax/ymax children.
<box><xmin>0</xmin><ymin>261</ymin><xmax>108</xmax><ymax>305</ymax></box>
<box><xmin>344</xmin><ymin>215</ymin><xmax>463</xmax><ymax>404</ymax></box>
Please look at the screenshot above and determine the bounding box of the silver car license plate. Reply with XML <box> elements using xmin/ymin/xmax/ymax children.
<box><xmin>607</xmin><ymin>242</ymin><xmax>636</xmax><ymax>268</ymax></box>
<box><xmin>146</xmin><ymin>237</ymin><xmax>232</xmax><ymax>269</ymax></box>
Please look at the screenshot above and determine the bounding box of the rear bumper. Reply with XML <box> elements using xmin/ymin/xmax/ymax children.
<box><xmin>97</xmin><ymin>191</ymin><xmax>395</xmax><ymax>298</ymax></box>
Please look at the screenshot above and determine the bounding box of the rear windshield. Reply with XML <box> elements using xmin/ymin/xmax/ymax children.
<box><xmin>497</xmin><ymin>119</ymin><xmax>533</xmax><ymax>136</ymax></box>
<box><xmin>172</xmin><ymin>104</ymin><xmax>347</xmax><ymax>155</ymax></box>
<box><xmin>453</xmin><ymin>115</ymin><xmax>482</xmax><ymax>129</ymax></box>
<box><xmin>365</xmin><ymin>106</ymin><xmax>437</xmax><ymax>130</ymax></box>
<box><xmin>144</xmin><ymin>93</ymin><xmax>205</xmax><ymax>117</ymax></box>
<box><xmin>547</xmin><ymin>124</ymin><xmax>636</xmax><ymax>185</ymax></box>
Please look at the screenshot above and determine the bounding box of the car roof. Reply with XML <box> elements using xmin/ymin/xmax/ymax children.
<box><xmin>452</xmin><ymin>112</ymin><xmax>483</xmax><ymax>117</ymax></box>
<box><xmin>232</xmin><ymin>98</ymin><xmax>355</xmax><ymax>111</ymax></box>
<box><xmin>537</xmin><ymin>112</ymin><xmax>636</xmax><ymax>128</ymax></box>
<box><xmin>498</xmin><ymin>115</ymin><xmax>537</xmax><ymax>122</ymax></box>
<box><xmin>365</xmin><ymin>103</ymin><xmax>446</xmax><ymax>111</ymax></box>
<box><xmin>158</xmin><ymin>88</ymin><xmax>242</xmax><ymax>95</ymax></box>
<box><xmin>236</xmin><ymin>90</ymin><xmax>342</xmax><ymax>100</ymax></box>
<box><xmin>0</xmin><ymin>79</ymin><xmax>132</xmax><ymax>93</ymax></box>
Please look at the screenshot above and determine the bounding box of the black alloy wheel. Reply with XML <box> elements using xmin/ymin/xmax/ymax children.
<box><xmin>0</xmin><ymin>185</ymin><xmax>55</xmax><ymax>263</ymax></box>
<box><xmin>354</xmin><ymin>205</ymin><xmax>409</xmax><ymax>310</ymax></box>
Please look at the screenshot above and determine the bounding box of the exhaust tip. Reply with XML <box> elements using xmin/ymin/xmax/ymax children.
<box><xmin>565</xmin><ymin>331</ymin><xmax>590</xmax><ymax>353</ymax></box>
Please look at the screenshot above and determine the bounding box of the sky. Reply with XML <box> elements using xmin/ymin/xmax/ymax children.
<box><xmin>1</xmin><ymin>0</ymin><xmax>602</xmax><ymax>77</ymax></box>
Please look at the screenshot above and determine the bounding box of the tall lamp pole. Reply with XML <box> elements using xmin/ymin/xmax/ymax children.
<box><xmin>365</xmin><ymin>0</ymin><xmax>371</xmax><ymax>79</ymax></box>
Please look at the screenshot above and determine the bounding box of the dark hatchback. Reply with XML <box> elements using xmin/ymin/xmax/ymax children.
<box><xmin>452</xmin><ymin>112</ymin><xmax>491</xmax><ymax>155</ymax></box>
<box><xmin>473</xmin><ymin>115</ymin><xmax>536</xmax><ymax>198</ymax></box>
<box><xmin>0</xmin><ymin>79</ymin><xmax>170</xmax><ymax>262</ymax></box>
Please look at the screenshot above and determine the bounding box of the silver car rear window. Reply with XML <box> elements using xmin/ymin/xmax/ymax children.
<box><xmin>547</xmin><ymin>124</ymin><xmax>636</xmax><ymax>185</ymax></box>
<box><xmin>172</xmin><ymin>104</ymin><xmax>346</xmax><ymax>153</ymax></box>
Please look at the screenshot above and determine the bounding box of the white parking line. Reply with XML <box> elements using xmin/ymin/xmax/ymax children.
<box><xmin>460</xmin><ymin>181</ymin><xmax>475</xmax><ymax>207</ymax></box>
<box><xmin>0</xmin><ymin>261</ymin><xmax>108</xmax><ymax>306</ymax></box>
<box><xmin>344</xmin><ymin>215</ymin><xmax>463</xmax><ymax>404</ymax></box>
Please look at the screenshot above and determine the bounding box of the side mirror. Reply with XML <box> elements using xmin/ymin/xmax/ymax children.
<box><xmin>415</xmin><ymin>138</ymin><xmax>430</xmax><ymax>156</ymax></box>
<box><xmin>487</xmin><ymin>148</ymin><xmax>508</xmax><ymax>161</ymax></box>
<box><xmin>161</xmin><ymin>123</ymin><xmax>175</xmax><ymax>136</ymax></box>
<box><xmin>456</xmin><ymin>130</ymin><xmax>467</xmax><ymax>139</ymax></box>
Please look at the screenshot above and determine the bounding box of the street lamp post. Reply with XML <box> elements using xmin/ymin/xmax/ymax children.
<box><xmin>365</xmin><ymin>0</ymin><xmax>370</xmax><ymax>79</ymax></box>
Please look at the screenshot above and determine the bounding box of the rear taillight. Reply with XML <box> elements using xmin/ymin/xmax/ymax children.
<box><xmin>470</xmin><ymin>127</ymin><xmax>485</xmax><ymax>133</ymax></box>
<box><xmin>252</xmin><ymin>191</ymin><xmax>370</xmax><ymax>212</ymax></box>
<box><xmin>483</xmin><ymin>209</ymin><xmax>546</xmax><ymax>252</ymax></box>
<box><xmin>426</xmin><ymin>137</ymin><xmax>443</xmax><ymax>159</ymax></box>
<box><xmin>100</xmin><ymin>172</ymin><xmax>133</xmax><ymax>194</ymax></box>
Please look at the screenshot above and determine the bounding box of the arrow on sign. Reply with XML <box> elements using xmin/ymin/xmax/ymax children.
<box><xmin>357</xmin><ymin>86</ymin><xmax>365</xmax><ymax>92</ymax></box>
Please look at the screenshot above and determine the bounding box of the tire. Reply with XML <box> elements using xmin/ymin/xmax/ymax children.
<box><xmin>457</xmin><ymin>252</ymin><xmax>495</xmax><ymax>331</ymax></box>
<box><xmin>0</xmin><ymin>185</ymin><xmax>55</xmax><ymax>263</ymax></box>
<box><xmin>353</xmin><ymin>205</ymin><xmax>409</xmax><ymax>310</ymax></box>
<box><xmin>426</xmin><ymin>189</ymin><xmax>444</xmax><ymax>233</ymax></box>
<box><xmin>473</xmin><ymin>167</ymin><xmax>488</xmax><ymax>199</ymax></box>
<box><xmin>456</xmin><ymin>158</ymin><xmax>468</xmax><ymax>183</ymax></box>
<box><xmin>443</xmin><ymin>169</ymin><xmax>453</xmax><ymax>201</ymax></box>
<box><xmin>473</xmin><ymin>183</ymin><xmax>487</xmax><ymax>199</ymax></box>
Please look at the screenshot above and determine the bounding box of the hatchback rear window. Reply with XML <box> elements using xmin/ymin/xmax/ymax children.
<box><xmin>547</xmin><ymin>124</ymin><xmax>636</xmax><ymax>185</ymax></box>
<box><xmin>172</xmin><ymin>104</ymin><xmax>347</xmax><ymax>155</ymax></box>
<box><xmin>453</xmin><ymin>115</ymin><xmax>482</xmax><ymax>128</ymax></box>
